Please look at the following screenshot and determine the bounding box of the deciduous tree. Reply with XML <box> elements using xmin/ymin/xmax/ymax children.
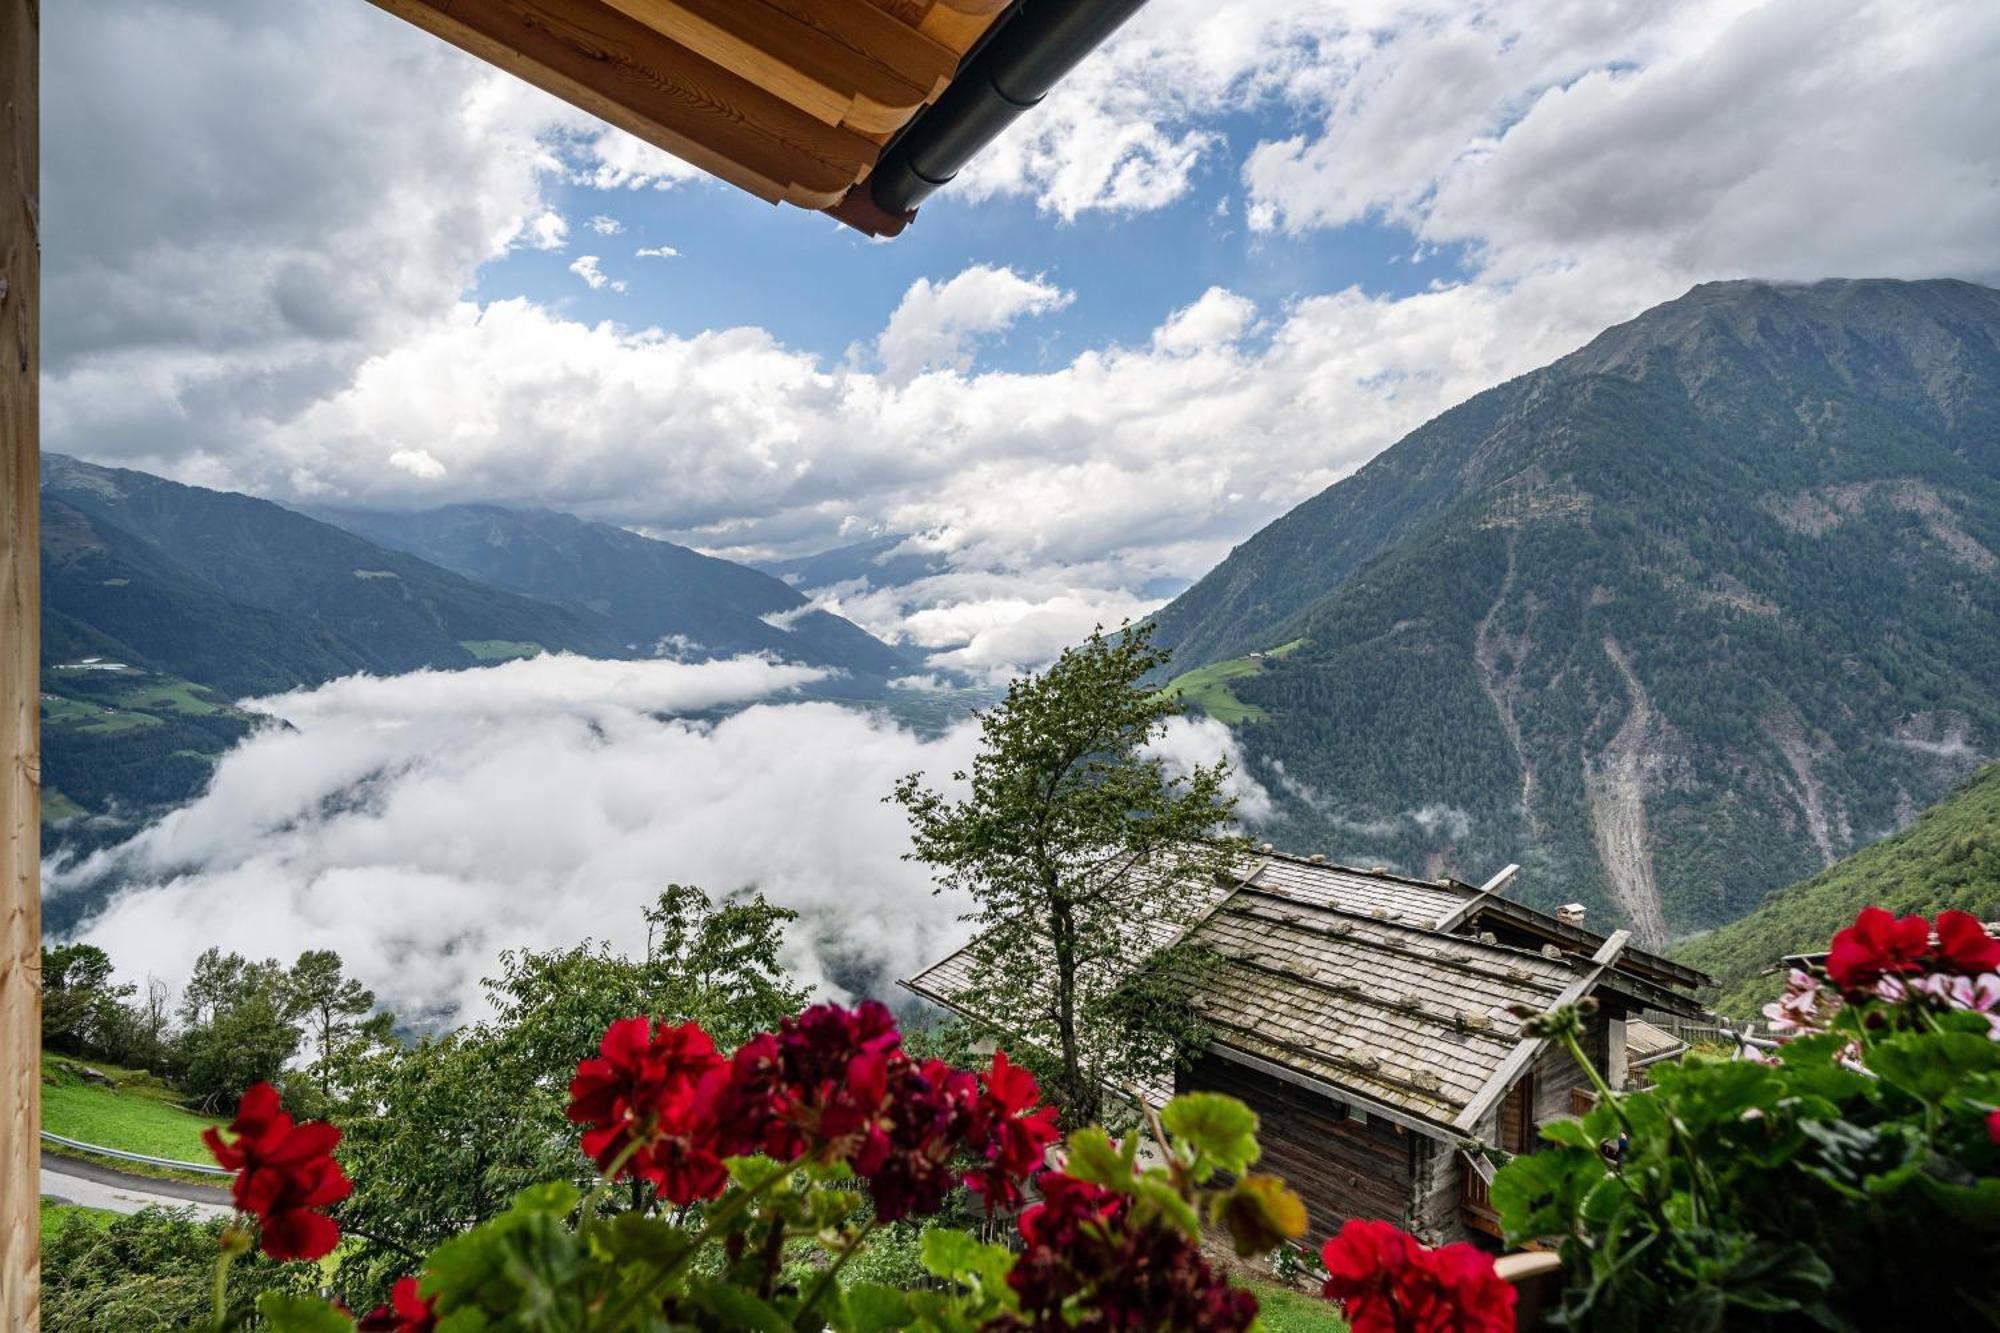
<box><xmin>892</xmin><ymin>623</ymin><xmax>1245</xmax><ymax>1125</ymax></box>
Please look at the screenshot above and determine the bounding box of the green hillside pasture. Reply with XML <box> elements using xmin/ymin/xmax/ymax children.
<box><xmin>42</xmin><ymin>1053</ymin><xmax>221</xmax><ymax>1163</ymax></box>
<box><xmin>1161</xmin><ymin>640</ymin><xmax>1303</xmax><ymax>726</ymax></box>
<box><xmin>40</xmin><ymin>692</ymin><xmax>161</xmax><ymax>735</ymax></box>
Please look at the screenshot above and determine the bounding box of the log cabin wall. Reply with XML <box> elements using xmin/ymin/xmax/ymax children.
<box><xmin>1405</xmin><ymin>1134</ymin><xmax>1468</xmax><ymax>1245</ymax></box>
<box><xmin>1531</xmin><ymin>1007</ymin><xmax>1613</xmax><ymax>1125</ymax></box>
<box><xmin>1180</xmin><ymin>1053</ymin><xmax>1415</xmax><ymax>1241</ymax></box>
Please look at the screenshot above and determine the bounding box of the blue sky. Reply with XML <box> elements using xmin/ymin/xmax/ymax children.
<box><xmin>489</xmin><ymin>134</ymin><xmax>1472</xmax><ymax>376</ymax></box>
<box><xmin>42</xmin><ymin>0</ymin><xmax>2000</xmax><ymax>675</ymax></box>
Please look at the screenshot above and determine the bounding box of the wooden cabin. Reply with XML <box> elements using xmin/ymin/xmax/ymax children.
<box><xmin>905</xmin><ymin>852</ymin><xmax>1711</xmax><ymax>1246</ymax></box>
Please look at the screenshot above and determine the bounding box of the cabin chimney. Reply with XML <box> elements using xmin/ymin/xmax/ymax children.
<box><xmin>1557</xmin><ymin>903</ymin><xmax>1587</xmax><ymax>927</ymax></box>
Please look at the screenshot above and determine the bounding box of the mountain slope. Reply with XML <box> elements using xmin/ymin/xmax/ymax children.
<box><xmin>309</xmin><ymin>504</ymin><xmax>909</xmax><ymax>676</ymax></box>
<box><xmin>1152</xmin><ymin>279</ymin><xmax>2000</xmax><ymax>945</ymax></box>
<box><xmin>1676</xmin><ymin>764</ymin><xmax>2000</xmax><ymax>1017</ymax></box>
<box><xmin>38</xmin><ymin>457</ymin><xmax>634</xmax><ymax>834</ymax></box>
<box><xmin>44</xmin><ymin>456</ymin><xmax>624</xmax><ymax>673</ymax></box>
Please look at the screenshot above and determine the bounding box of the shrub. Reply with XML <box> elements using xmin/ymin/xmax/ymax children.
<box><xmin>1493</xmin><ymin>906</ymin><xmax>2000</xmax><ymax>1330</ymax></box>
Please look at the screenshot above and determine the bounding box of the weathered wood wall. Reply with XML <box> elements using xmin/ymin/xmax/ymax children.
<box><xmin>1180</xmin><ymin>1054</ymin><xmax>1415</xmax><ymax>1240</ymax></box>
<box><xmin>0</xmin><ymin>0</ymin><xmax>38</xmax><ymax>1326</ymax></box>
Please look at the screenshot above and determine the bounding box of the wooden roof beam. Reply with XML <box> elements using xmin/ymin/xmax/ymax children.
<box><xmin>1432</xmin><ymin>863</ymin><xmax>1519</xmax><ymax>933</ymax></box>
<box><xmin>1452</xmin><ymin>929</ymin><xmax>1630</xmax><ymax>1134</ymax></box>
<box><xmin>601</xmin><ymin>0</ymin><xmax>957</xmax><ymax>134</ymax></box>
<box><xmin>369</xmin><ymin>0</ymin><xmax>881</xmax><ymax>207</ymax></box>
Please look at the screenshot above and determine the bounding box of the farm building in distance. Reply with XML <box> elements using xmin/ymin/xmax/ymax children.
<box><xmin>905</xmin><ymin>852</ymin><xmax>1711</xmax><ymax>1244</ymax></box>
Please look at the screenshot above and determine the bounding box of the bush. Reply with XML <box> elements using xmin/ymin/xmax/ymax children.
<box><xmin>1493</xmin><ymin>906</ymin><xmax>2000</xmax><ymax>1330</ymax></box>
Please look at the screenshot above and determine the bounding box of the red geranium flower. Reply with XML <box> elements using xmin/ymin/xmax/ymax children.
<box><xmin>202</xmin><ymin>1082</ymin><xmax>352</xmax><ymax>1262</ymax></box>
<box><xmin>566</xmin><ymin>1017</ymin><xmax>731</xmax><ymax>1205</ymax></box>
<box><xmin>358</xmin><ymin>1276</ymin><xmax>438</xmax><ymax>1333</ymax></box>
<box><xmin>1825</xmin><ymin>906</ymin><xmax>1933</xmax><ymax>992</ymax></box>
<box><xmin>1988</xmin><ymin>1108</ymin><xmax>2000</xmax><ymax>1146</ymax></box>
<box><xmin>1935</xmin><ymin>910</ymin><xmax>2000</xmax><ymax>976</ymax></box>
<box><xmin>1322</xmin><ymin>1219</ymin><xmax>1515</xmax><ymax>1333</ymax></box>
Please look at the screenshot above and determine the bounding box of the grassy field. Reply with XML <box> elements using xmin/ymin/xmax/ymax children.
<box><xmin>40</xmin><ymin>692</ymin><xmax>163</xmax><ymax>734</ymax></box>
<box><xmin>42</xmin><ymin>1052</ymin><xmax>221</xmax><ymax>1163</ymax></box>
<box><xmin>1240</xmin><ymin>1277</ymin><xmax>1346</xmax><ymax>1331</ymax></box>
<box><xmin>116</xmin><ymin>677</ymin><xmax>228</xmax><ymax>715</ymax></box>
<box><xmin>42</xmin><ymin>787</ymin><xmax>88</xmax><ymax>823</ymax></box>
<box><xmin>1161</xmin><ymin>639</ymin><xmax>1304</xmax><ymax>726</ymax></box>
<box><xmin>461</xmin><ymin>639</ymin><xmax>544</xmax><ymax>661</ymax></box>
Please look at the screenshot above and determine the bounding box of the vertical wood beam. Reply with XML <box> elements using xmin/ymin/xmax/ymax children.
<box><xmin>0</xmin><ymin>0</ymin><xmax>37</xmax><ymax>1327</ymax></box>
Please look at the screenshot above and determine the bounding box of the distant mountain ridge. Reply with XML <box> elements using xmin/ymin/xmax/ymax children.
<box><xmin>38</xmin><ymin>457</ymin><xmax>908</xmax><ymax>835</ymax></box>
<box><xmin>1152</xmin><ymin>278</ymin><xmax>2000</xmax><ymax>945</ymax></box>
<box><xmin>308</xmin><ymin>504</ymin><xmax>909</xmax><ymax>676</ymax></box>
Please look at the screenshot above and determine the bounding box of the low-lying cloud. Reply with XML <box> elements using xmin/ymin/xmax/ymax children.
<box><xmin>51</xmin><ymin>655</ymin><xmax>1267</xmax><ymax>1025</ymax></box>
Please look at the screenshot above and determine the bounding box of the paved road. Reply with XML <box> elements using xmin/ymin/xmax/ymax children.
<box><xmin>40</xmin><ymin>1149</ymin><xmax>233</xmax><ymax>1220</ymax></box>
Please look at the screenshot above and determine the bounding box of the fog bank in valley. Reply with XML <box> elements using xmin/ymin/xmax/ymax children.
<box><xmin>50</xmin><ymin>653</ymin><xmax>1265</xmax><ymax>1025</ymax></box>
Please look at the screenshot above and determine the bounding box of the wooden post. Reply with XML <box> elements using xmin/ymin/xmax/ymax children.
<box><xmin>0</xmin><ymin>0</ymin><xmax>37</xmax><ymax>1328</ymax></box>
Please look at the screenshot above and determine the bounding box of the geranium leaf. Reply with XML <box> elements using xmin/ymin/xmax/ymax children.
<box><xmin>841</xmin><ymin>1282</ymin><xmax>915</xmax><ymax>1333</ymax></box>
<box><xmin>1160</xmin><ymin>1092</ymin><xmax>1260</xmax><ymax>1177</ymax></box>
<box><xmin>1063</xmin><ymin>1127</ymin><xmax>1137</xmax><ymax>1192</ymax></box>
<box><xmin>255</xmin><ymin>1292</ymin><xmax>355</xmax><ymax>1333</ymax></box>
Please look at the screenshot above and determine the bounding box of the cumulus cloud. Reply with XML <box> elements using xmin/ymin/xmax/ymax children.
<box><xmin>875</xmin><ymin>266</ymin><xmax>1074</xmax><ymax>383</ymax></box>
<box><xmin>1240</xmin><ymin>0</ymin><xmax>2000</xmax><ymax>288</ymax></box>
<box><xmin>587</xmin><ymin>215</ymin><xmax>624</xmax><ymax>235</ymax></box>
<box><xmin>53</xmin><ymin>656</ymin><xmax>1267</xmax><ymax>1023</ymax></box>
<box><xmin>636</xmin><ymin>245</ymin><xmax>681</xmax><ymax>259</ymax></box>
<box><xmin>41</xmin><ymin>0</ymin><xmax>2000</xmax><ymax>678</ymax></box>
<box><xmin>568</xmin><ymin>256</ymin><xmax>627</xmax><ymax>293</ymax></box>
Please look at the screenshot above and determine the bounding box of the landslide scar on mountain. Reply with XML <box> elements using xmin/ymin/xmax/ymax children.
<box><xmin>1473</xmin><ymin>530</ymin><xmax>1539</xmax><ymax>837</ymax></box>
<box><xmin>1584</xmin><ymin>637</ymin><xmax>1672</xmax><ymax>949</ymax></box>
<box><xmin>1765</xmin><ymin>705</ymin><xmax>1843</xmax><ymax>868</ymax></box>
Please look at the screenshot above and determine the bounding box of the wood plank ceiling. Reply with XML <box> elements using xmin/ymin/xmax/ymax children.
<box><xmin>368</xmin><ymin>0</ymin><xmax>1014</xmax><ymax>231</ymax></box>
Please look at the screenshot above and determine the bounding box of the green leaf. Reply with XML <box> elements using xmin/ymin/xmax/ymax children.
<box><xmin>687</xmin><ymin>1279</ymin><xmax>794</xmax><ymax>1332</ymax></box>
<box><xmin>1133</xmin><ymin>1172</ymin><xmax>1201</xmax><ymax>1240</ymax></box>
<box><xmin>511</xmin><ymin>1180</ymin><xmax>581</xmax><ymax>1217</ymax></box>
<box><xmin>1211</xmin><ymin>1174</ymin><xmax>1307</xmax><ymax>1257</ymax></box>
<box><xmin>1492</xmin><ymin>1145</ymin><xmax>1604</xmax><ymax>1244</ymax></box>
<box><xmin>256</xmin><ymin>1293</ymin><xmax>355</xmax><ymax>1333</ymax></box>
<box><xmin>1063</xmin><ymin>1127</ymin><xmax>1137</xmax><ymax>1192</ymax></box>
<box><xmin>841</xmin><ymin>1282</ymin><xmax>916</xmax><ymax>1333</ymax></box>
<box><xmin>921</xmin><ymin>1228</ymin><xmax>1015</xmax><ymax>1291</ymax></box>
<box><xmin>1868</xmin><ymin>1031</ymin><xmax>2000</xmax><ymax>1107</ymax></box>
<box><xmin>596</xmin><ymin>1210</ymin><xmax>695</xmax><ymax>1268</ymax></box>
<box><xmin>1160</xmin><ymin>1092</ymin><xmax>1260</xmax><ymax>1178</ymax></box>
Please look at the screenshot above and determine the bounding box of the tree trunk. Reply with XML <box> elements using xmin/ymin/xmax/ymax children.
<box><xmin>0</xmin><ymin>1</ymin><xmax>36</xmax><ymax>1325</ymax></box>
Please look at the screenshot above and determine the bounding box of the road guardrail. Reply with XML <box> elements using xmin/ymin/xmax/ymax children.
<box><xmin>40</xmin><ymin>1130</ymin><xmax>232</xmax><ymax>1177</ymax></box>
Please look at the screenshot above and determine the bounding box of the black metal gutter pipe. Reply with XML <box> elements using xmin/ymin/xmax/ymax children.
<box><xmin>869</xmin><ymin>0</ymin><xmax>1154</xmax><ymax>216</ymax></box>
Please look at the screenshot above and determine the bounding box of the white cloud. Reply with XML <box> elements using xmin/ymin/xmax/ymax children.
<box><xmin>54</xmin><ymin>656</ymin><xmax>1272</xmax><ymax>1021</ymax></box>
<box><xmin>1239</xmin><ymin>0</ymin><xmax>2000</xmax><ymax>290</ymax></box>
<box><xmin>636</xmin><ymin>245</ymin><xmax>681</xmax><ymax>259</ymax></box>
<box><xmin>587</xmin><ymin>215</ymin><xmax>624</xmax><ymax>235</ymax></box>
<box><xmin>568</xmin><ymin>255</ymin><xmax>627</xmax><ymax>293</ymax></box>
<box><xmin>52</xmin><ymin>656</ymin><xmax>979</xmax><ymax>1020</ymax></box>
<box><xmin>875</xmin><ymin>265</ymin><xmax>1074</xmax><ymax>383</ymax></box>
<box><xmin>525</xmin><ymin>210</ymin><xmax>570</xmax><ymax>251</ymax></box>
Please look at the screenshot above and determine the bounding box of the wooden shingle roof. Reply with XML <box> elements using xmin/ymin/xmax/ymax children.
<box><xmin>902</xmin><ymin>849</ymin><xmax>1714</xmax><ymax>1136</ymax></box>
<box><xmin>1187</xmin><ymin>883</ymin><xmax>1578</xmax><ymax>1128</ymax></box>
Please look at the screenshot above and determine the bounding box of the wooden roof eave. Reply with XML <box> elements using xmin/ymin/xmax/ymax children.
<box><xmin>372</xmin><ymin>0</ymin><xmax>890</xmax><ymax>208</ymax></box>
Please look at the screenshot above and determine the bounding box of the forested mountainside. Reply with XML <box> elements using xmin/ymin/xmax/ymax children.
<box><xmin>1153</xmin><ymin>279</ymin><xmax>2000</xmax><ymax>945</ymax></box>
<box><xmin>310</xmin><ymin>504</ymin><xmax>909</xmax><ymax>676</ymax></box>
<box><xmin>39</xmin><ymin>455</ymin><xmax>629</xmax><ymax>834</ymax></box>
<box><xmin>1678</xmin><ymin>763</ymin><xmax>2000</xmax><ymax>1017</ymax></box>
